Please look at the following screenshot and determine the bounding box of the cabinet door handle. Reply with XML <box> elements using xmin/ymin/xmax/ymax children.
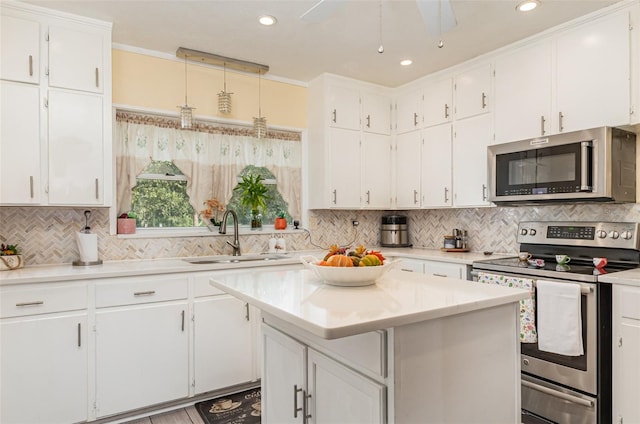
<box><xmin>444</xmin><ymin>103</ymin><xmax>449</xmax><ymax>119</ymax></box>
<box><xmin>413</xmin><ymin>189</ymin><xmax>418</xmax><ymax>205</ymax></box>
<box><xmin>444</xmin><ymin>187</ymin><xmax>449</xmax><ymax>203</ymax></box>
<box><xmin>77</xmin><ymin>323</ymin><xmax>82</xmax><ymax>347</ymax></box>
<box><xmin>181</xmin><ymin>310</ymin><xmax>185</xmax><ymax>332</ymax></box>
<box><xmin>16</xmin><ymin>300</ymin><xmax>44</xmax><ymax>307</ymax></box>
<box><xmin>433</xmin><ymin>273</ymin><xmax>447</xmax><ymax>277</ymax></box>
<box><xmin>29</xmin><ymin>55</ymin><xmax>33</xmax><ymax>76</ymax></box>
<box><xmin>558</xmin><ymin>111</ymin><xmax>564</xmax><ymax>132</ymax></box>
<box><xmin>366</xmin><ymin>190</ymin><xmax>371</xmax><ymax>204</ymax></box>
<box><xmin>413</xmin><ymin>112</ymin><xmax>418</xmax><ymax>127</ymax></box>
<box><xmin>95</xmin><ymin>178</ymin><xmax>99</xmax><ymax>199</ymax></box>
<box><xmin>133</xmin><ymin>290</ymin><xmax>156</xmax><ymax>296</ymax></box>
<box><xmin>482</xmin><ymin>184</ymin><xmax>487</xmax><ymax>201</ymax></box>
<box><xmin>331</xmin><ymin>109</ymin><xmax>337</xmax><ymax>123</ymax></box>
<box><xmin>304</xmin><ymin>391</ymin><xmax>312</xmax><ymax>420</ymax></box>
<box><xmin>481</xmin><ymin>92</ymin><xmax>487</xmax><ymax>109</ymax></box>
<box><xmin>245</xmin><ymin>303</ymin><xmax>250</xmax><ymax>321</ymax></box>
<box><xmin>332</xmin><ymin>189</ymin><xmax>337</xmax><ymax>204</ymax></box>
<box><xmin>400</xmin><ymin>268</ymin><xmax>415</xmax><ymax>272</ymax></box>
<box><xmin>619</xmin><ymin>337</ymin><xmax>623</xmax><ymax>347</ymax></box>
<box><xmin>293</xmin><ymin>385</ymin><xmax>303</xmax><ymax>418</ymax></box>
<box><xmin>95</xmin><ymin>67</ymin><xmax>99</xmax><ymax>88</ymax></box>
<box><xmin>540</xmin><ymin>115</ymin><xmax>546</xmax><ymax>135</ymax></box>
<box><xmin>30</xmin><ymin>176</ymin><xmax>34</xmax><ymax>198</ymax></box>
<box><xmin>366</xmin><ymin>114</ymin><xmax>371</xmax><ymax>128</ymax></box>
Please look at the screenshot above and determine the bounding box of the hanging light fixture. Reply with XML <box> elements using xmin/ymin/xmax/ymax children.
<box><xmin>177</xmin><ymin>54</ymin><xmax>195</xmax><ymax>129</ymax></box>
<box><xmin>377</xmin><ymin>1</ymin><xmax>384</xmax><ymax>54</ymax></box>
<box><xmin>253</xmin><ymin>71</ymin><xmax>267</xmax><ymax>139</ymax></box>
<box><xmin>437</xmin><ymin>0</ymin><xmax>445</xmax><ymax>48</ymax></box>
<box><xmin>217</xmin><ymin>63</ymin><xmax>233</xmax><ymax>114</ymax></box>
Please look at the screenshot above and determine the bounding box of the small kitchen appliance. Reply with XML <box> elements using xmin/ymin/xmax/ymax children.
<box><xmin>472</xmin><ymin>221</ymin><xmax>640</xmax><ymax>424</ymax></box>
<box><xmin>380</xmin><ymin>215</ymin><xmax>410</xmax><ymax>247</ymax></box>
<box><xmin>488</xmin><ymin>126</ymin><xmax>636</xmax><ymax>204</ymax></box>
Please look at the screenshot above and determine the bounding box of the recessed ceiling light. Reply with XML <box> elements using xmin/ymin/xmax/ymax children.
<box><xmin>516</xmin><ymin>0</ymin><xmax>540</xmax><ymax>12</ymax></box>
<box><xmin>400</xmin><ymin>59</ymin><xmax>413</xmax><ymax>66</ymax></box>
<box><xmin>259</xmin><ymin>15</ymin><xmax>277</xmax><ymax>26</ymax></box>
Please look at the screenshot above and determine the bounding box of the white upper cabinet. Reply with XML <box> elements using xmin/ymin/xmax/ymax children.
<box><xmin>48</xmin><ymin>89</ymin><xmax>104</xmax><ymax>205</ymax></box>
<box><xmin>395</xmin><ymin>131</ymin><xmax>422</xmax><ymax>208</ymax></box>
<box><xmin>362</xmin><ymin>92</ymin><xmax>391</xmax><ymax>135</ymax></box>
<box><xmin>555</xmin><ymin>11</ymin><xmax>630</xmax><ymax>133</ymax></box>
<box><xmin>423</xmin><ymin>77</ymin><xmax>453</xmax><ymax>128</ymax></box>
<box><xmin>453</xmin><ymin>114</ymin><xmax>492</xmax><ymax>207</ymax></box>
<box><xmin>48</xmin><ymin>24</ymin><xmax>106</xmax><ymax>94</ymax></box>
<box><xmin>328</xmin><ymin>128</ymin><xmax>362</xmax><ymax>208</ymax></box>
<box><xmin>395</xmin><ymin>90</ymin><xmax>423</xmax><ymax>134</ymax></box>
<box><xmin>328</xmin><ymin>84</ymin><xmax>361</xmax><ymax>131</ymax></box>
<box><xmin>494</xmin><ymin>41</ymin><xmax>552</xmax><ymax>143</ymax></box>
<box><xmin>454</xmin><ymin>64</ymin><xmax>491</xmax><ymax>120</ymax></box>
<box><xmin>0</xmin><ymin>15</ymin><xmax>40</xmax><ymax>84</ymax></box>
<box><xmin>362</xmin><ymin>133</ymin><xmax>392</xmax><ymax>208</ymax></box>
<box><xmin>422</xmin><ymin>123</ymin><xmax>453</xmax><ymax>208</ymax></box>
<box><xmin>0</xmin><ymin>81</ymin><xmax>41</xmax><ymax>204</ymax></box>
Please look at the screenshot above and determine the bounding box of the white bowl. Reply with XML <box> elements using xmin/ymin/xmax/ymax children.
<box><xmin>300</xmin><ymin>255</ymin><xmax>397</xmax><ymax>287</ymax></box>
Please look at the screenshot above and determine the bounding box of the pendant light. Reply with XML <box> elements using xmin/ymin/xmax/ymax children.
<box><xmin>437</xmin><ymin>0</ymin><xmax>445</xmax><ymax>48</ymax></box>
<box><xmin>177</xmin><ymin>54</ymin><xmax>195</xmax><ymax>129</ymax></box>
<box><xmin>253</xmin><ymin>71</ymin><xmax>267</xmax><ymax>139</ymax></box>
<box><xmin>377</xmin><ymin>1</ymin><xmax>384</xmax><ymax>54</ymax></box>
<box><xmin>217</xmin><ymin>63</ymin><xmax>233</xmax><ymax>114</ymax></box>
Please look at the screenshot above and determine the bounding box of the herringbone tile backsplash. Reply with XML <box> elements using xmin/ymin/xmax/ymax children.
<box><xmin>2</xmin><ymin>203</ymin><xmax>640</xmax><ymax>265</ymax></box>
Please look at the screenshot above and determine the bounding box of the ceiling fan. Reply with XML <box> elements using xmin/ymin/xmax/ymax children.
<box><xmin>299</xmin><ymin>0</ymin><xmax>458</xmax><ymax>38</ymax></box>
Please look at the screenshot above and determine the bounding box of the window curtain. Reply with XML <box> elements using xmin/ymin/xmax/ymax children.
<box><xmin>115</xmin><ymin>112</ymin><xmax>302</xmax><ymax>221</ymax></box>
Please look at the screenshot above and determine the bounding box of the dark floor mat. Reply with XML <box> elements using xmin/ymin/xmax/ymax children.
<box><xmin>195</xmin><ymin>387</ymin><xmax>261</xmax><ymax>424</ymax></box>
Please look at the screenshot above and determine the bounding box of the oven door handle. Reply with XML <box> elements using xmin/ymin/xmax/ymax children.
<box><xmin>522</xmin><ymin>380</ymin><xmax>594</xmax><ymax>408</ymax></box>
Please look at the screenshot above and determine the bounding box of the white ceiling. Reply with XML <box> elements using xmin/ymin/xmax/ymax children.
<box><xmin>23</xmin><ymin>0</ymin><xmax>623</xmax><ymax>87</ymax></box>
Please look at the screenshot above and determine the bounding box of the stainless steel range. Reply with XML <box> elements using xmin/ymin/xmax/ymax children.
<box><xmin>472</xmin><ymin>221</ymin><xmax>640</xmax><ymax>424</ymax></box>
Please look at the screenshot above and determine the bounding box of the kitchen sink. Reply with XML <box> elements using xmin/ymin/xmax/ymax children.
<box><xmin>183</xmin><ymin>254</ymin><xmax>290</xmax><ymax>264</ymax></box>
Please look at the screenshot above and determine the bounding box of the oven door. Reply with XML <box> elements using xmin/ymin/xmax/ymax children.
<box><xmin>489</xmin><ymin>139</ymin><xmax>593</xmax><ymax>202</ymax></box>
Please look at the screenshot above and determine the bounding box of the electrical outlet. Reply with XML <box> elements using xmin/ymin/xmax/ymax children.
<box><xmin>352</xmin><ymin>220</ymin><xmax>359</xmax><ymax>227</ymax></box>
<box><xmin>309</xmin><ymin>216</ymin><xmax>318</xmax><ymax>230</ymax></box>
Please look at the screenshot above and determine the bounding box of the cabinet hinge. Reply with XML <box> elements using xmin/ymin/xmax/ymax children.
<box><xmin>93</xmin><ymin>401</ymin><xmax>99</xmax><ymax>412</ymax></box>
<box><xmin>43</xmin><ymin>97</ymin><xmax>48</xmax><ymax>108</ymax></box>
<box><xmin>45</xmin><ymin>66</ymin><xmax>49</xmax><ymax>76</ymax></box>
<box><xmin>630</xmin><ymin>23</ymin><xmax>633</xmax><ymax>31</ymax></box>
<box><xmin>192</xmin><ymin>378</ymin><xmax>196</xmax><ymax>388</ymax></box>
<box><xmin>630</xmin><ymin>106</ymin><xmax>635</xmax><ymax>116</ymax></box>
<box><xmin>45</xmin><ymin>32</ymin><xmax>49</xmax><ymax>42</ymax></box>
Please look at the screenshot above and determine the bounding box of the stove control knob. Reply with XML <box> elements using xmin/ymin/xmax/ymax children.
<box><xmin>529</xmin><ymin>229</ymin><xmax>537</xmax><ymax>236</ymax></box>
<box><xmin>520</xmin><ymin>228</ymin><xmax>528</xmax><ymax>236</ymax></box>
<box><xmin>609</xmin><ymin>231</ymin><xmax>620</xmax><ymax>240</ymax></box>
<box><xmin>622</xmin><ymin>231</ymin><xmax>633</xmax><ymax>240</ymax></box>
<box><xmin>597</xmin><ymin>230</ymin><xmax>607</xmax><ymax>239</ymax></box>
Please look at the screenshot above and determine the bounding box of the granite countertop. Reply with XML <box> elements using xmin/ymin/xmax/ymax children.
<box><xmin>598</xmin><ymin>268</ymin><xmax>640</xmax><ymax>287</ymax></box>
<box><xmin>210</xmin><ymin>267</ymin><xmax>529</xmax><ymax>339</ymax></box>
<box><xmin>0</xmin><ymin>247</ymin><xmax>514</xmax><ymax>285</ymax></box>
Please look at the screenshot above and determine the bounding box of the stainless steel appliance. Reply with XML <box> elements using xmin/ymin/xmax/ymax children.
<box><xmin>488</xmin><ymin>127</ymin><xmax>636</xmax><ymax>204</ymax></box>
<box><xmin>472</xmin><ymin>221</ymin><xmax>640</xmax><ymax>424</ymax></box>
<box><xmin>380</xmin><ymin>215</ymin><xmax>410</xmax><ymax>247</ymax></box>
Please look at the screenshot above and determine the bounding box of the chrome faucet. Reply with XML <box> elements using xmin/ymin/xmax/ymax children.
<box><xmin>219</xmin><ymin>209</ymin><xmax>241</xmax><ymax>256</ymax></box>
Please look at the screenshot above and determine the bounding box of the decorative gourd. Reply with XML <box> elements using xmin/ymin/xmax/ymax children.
<box><xmin>326</xmin><ymin>254</ymin><xmax>354</xmax><ymax>267</ymax></box>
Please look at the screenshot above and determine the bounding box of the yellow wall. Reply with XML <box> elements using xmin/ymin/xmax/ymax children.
<box><xmin>112</xmin><ymin>49</ymin><xmax>307</xmax><ymax>129</ymax></box>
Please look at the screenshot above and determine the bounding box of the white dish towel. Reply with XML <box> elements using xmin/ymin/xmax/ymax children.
<box><xmin>536</xmin><ymin>279</ymin><xmax>584</xmax><ymax>356</ymax></box>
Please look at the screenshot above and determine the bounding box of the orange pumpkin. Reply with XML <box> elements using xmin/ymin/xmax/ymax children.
<box><xmin>326</xmin><ymin>254</ymin><xmax>354</xmax><ymax>267</ymax></box>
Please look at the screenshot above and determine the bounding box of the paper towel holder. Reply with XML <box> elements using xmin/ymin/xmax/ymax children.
<box><xmin>72</xmin><ymin>210</ymin><xmax>103</xmax><ymax>267</ymax></box>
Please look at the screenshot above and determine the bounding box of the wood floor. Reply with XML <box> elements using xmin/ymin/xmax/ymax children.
<box><xmin>124</xmin><ymin>406</ymin><xmax>205</xmax><ymax>424</ymax></box>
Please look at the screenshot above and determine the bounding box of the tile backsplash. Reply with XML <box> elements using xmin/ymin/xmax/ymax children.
<box><xmin>2</xmin><ymin>203</ymin><xmax>640</xmax><ymax>265</ymax></box>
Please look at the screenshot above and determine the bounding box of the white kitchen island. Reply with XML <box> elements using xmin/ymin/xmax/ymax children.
<box><xmin>210</xmin><ymin>267</ymin><xmax>529</xmax><ymax>424</ymax></box>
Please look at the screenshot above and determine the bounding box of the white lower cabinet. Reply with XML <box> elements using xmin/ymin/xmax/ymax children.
<box><xmin>613</xmin><ymin>284</ymin><xmax>640</xmax><ymax>424</ymax></box>
<box><xmin>194</xmin><ymin>295</ymin><xmax>254</xmax><ymax>393</ymax></box>
<box><xmin>0</xmin><ymin>282</ymin><xmax>88</xmax><ymax>424</ymax></box>
<box><xmin>397</xmin><ymin>257</ymin><xmax>468</xmax><ymax>280</ymax></box>
<box><xmin>94</xmin><ymin>276</ymin><xmax>189</xmax><ymax>418</ymax></box>
<box><xmin>262</xmin><ymin>323</ymin><xmax>385</xmax><ymax>424</ymax></box>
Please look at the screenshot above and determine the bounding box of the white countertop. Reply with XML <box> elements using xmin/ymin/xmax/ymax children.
<box><xmin>210</xmin><ymin>268</ymin><xmax>529</xmax><ymax>339</ymax></box>
<box><xmin>598</xmin><ymin>268</ymin><xmax>640</xmax><ymax>287</ymax></box>
<box><xmin>0</xmin><ymin>248</ymin><xmax>513</xmax><ymax>285</ymax></box>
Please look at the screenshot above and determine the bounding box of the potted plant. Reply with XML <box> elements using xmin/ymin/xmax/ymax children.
<box><xmin>235</xmin><ymin>173</ymin><xmax>270</xmax><ymax>230</ymax></box>
<box><xmin>117</xmin><ymin>212</ymin><xmax>137</xmax><ymax>234</ymax></box>
<box><xmin>0</xmin><ymin>243</ymin><xmax>23</xmax><ymax>271</ymax></box>
<box><xmin>274</xmin><ymin>211</ymin><xmax>288</xmax><ymax>230</ymax></box>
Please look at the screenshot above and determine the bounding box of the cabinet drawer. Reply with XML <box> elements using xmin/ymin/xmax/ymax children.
<box><xmin>95</xmin><ymin>275</ymin><xmax>188</xmax><ymax>308</ymax></box>
<box><xmin>317</xmin><ymin>330</ymin><xmax>387</xmax><ymax>378</ymax></box>
<box><xmin>619</xmin><ymin>286</ymin><xmax>640</xmax><ymax>320</ymax></box>
<box><xmin>0</xmin><ymin>282</ymin><xmax>87</xmax><ymax>318</ymax></box>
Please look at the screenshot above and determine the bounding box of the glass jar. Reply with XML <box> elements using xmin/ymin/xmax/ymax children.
<box><xmin>443</xmin><ymin>235</ymin><xmax>456</xmax><ymax>249</ymax></box>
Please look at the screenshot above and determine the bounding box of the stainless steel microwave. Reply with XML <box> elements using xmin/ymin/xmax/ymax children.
<box><xmin>488</xmin><ymin>127</ymin><xmax>636</xmax><ymax>204</ymax></box>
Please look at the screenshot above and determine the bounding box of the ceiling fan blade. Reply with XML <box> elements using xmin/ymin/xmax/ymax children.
<box><xmin>300</xmin><ymin>0</ymin><xmax>347</xmax><ymax>23</ymax></box>
<box><xmin>416</xmin><ymin>0</ymin><xmax>457</xmax><ymax>37</ymax></box>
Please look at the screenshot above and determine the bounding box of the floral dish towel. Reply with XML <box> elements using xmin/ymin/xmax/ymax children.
<box><xmin>477</xmin><ymin>272</ymin><xmax>537</xmax><ymax>343</ymax></box>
